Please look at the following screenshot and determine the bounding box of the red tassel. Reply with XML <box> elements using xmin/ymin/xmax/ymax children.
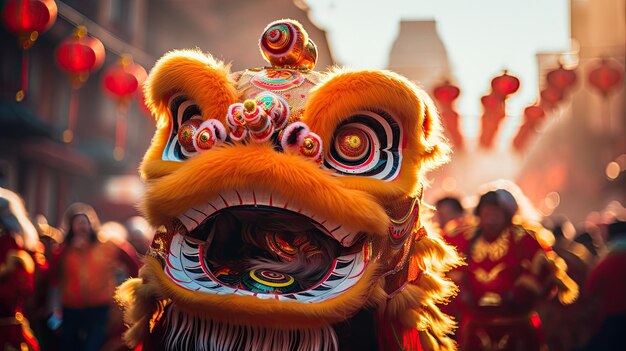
<box><xmin>114</xmin><ymin>101</ymin><xmax>129</xmax><ymax>160</ymax></box>
<box><xmin>16</xmin><ymin>50</ymin><xmax>29</xmax><ymax>101</ymax></box>
<box><xmin>64</xmin><ymin>89</ymin><xmax>80</xmax><ymax>143</ymax></box>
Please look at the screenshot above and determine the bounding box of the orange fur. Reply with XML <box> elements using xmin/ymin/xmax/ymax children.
<box><xmin>141</xmin><ymin>143</ymin><xmax>389</xmax><ymax>235</ymax></box>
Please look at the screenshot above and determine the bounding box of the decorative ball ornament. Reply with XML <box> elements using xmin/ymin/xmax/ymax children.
<box><xmin>243</xmin><ymin>99</ymin><xmax>274</xmax><ymax>142</ymax></box>
<box><xmin>299</xmin><ymin>132</ymin><xmax>323</xmax><ymax>162</ymax></box>
<box><xmin>193</xmin><ymin>120</ymin><xmax>227</xmax><ymax>153</ymax></box>
<box><xmin>433</xmin><ymin>82</ymin><xmax>460</xmax><ymax>105</ymax></box>
<box><xmin>226</xmin><ymin>103</ymin><xmax>248</xmax><ymax>141</ymax></box>
<box><xmin>1</xmin><ymin>0</ymin><xmax>57</xmax><ymax>49</ymax></box>
<box><xmin>588</xmin><ymin>58</ymin><xmax>624</xmax><ymax>97</ymax></box>
<box><xmin>491</xmin><ymin>70</ymin><xmax>520</xmax><ymax>97</ymax></box>
<box><xmin>56</xmin><ymin>26</ymin><xmax>105</xmax><ymax>88</ymax></box>
<box><xmin>547</xmin><ymin>65</ymin><xmax>577</xmax><ymax>91</ymax></box>
<box><xmin>259</xmin><ymin>19</ymin><xmax>318</xmax><ymax>70</ymax></box>
<box><xmin>178</xmin><ymin>119</ymin><xmax>202</xmax><ymax>153</ymax></box>
<box><xmin>254</xmin><ymin>92</ymin><xmax>290</xmax><ymax>130</ymax></box>
<box><xmin>103</xmin><ymin>55</ymin><xmax>147</xmax><ymax>99</ymax></box>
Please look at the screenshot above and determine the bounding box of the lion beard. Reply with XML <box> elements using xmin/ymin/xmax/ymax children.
<box><xmin>160</xmin><ymin>305</ymin><xmax>338</xmax><ymax>351</ymax></box>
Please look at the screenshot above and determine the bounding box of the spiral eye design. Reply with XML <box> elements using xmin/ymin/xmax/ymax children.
<box><xmin>325</xmin><ymin>111</ymin><xmax>403</xmax><ymax>181</ymax></box>
<box><xmin>262</xmin><ymin>24</ymin><xmax>294</xmax><ymax>55</ymax></box>
<box><xmin>335</xmin><ymin>128</ymin><xmax>369</xmax><ymax>161</ymax></box>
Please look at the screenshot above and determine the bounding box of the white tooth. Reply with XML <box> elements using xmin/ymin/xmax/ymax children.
<box><xmin>178</xmin><ymin>214</ymin><xmax>198</xmax><ymax>232</ymax></box>
<box><xmin>184</xmin><ymin>207</ymin><xmax>206</xmax><ymax>225</ymax></box>
<box><xmin>269</xmin><ymin>194</ymin><xmax>286</xmax><ymax>209</ymax></box>
<box><xmin>341</xmin><ymin>231</ymin><xmax>362</xmax><ymax>247</ymax></box>
<box><xmin>253</xmin><ymin>293</ymin><xmax>275</xmax><ymax>300</ymax></box>
<box><xmin>220</xmin><ymin>191</ymin><xmax>241</xmax><ymax>207</ymax></box>
<box><xmin>299</xmin><ymin>207</ymin><xmax>316</xmax><ymax>219</ymax></box>
<box><xmin>254</xmin><ymin>190</ymin><xmax>271</xmax><ymax>206</ymax></box>
<box><xmin>237</xmin><ymin>189</ymin><xmax>256</xmax><ymax>206</ymax></box>
<box><xmin>207</xmin><ymin>197</ymin><xmax>226</xmax><ymax>212</ymax></box>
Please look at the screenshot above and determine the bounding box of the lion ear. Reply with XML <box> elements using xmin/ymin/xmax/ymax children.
<box><xmin>414</xmin><ymin>88</ymin><xmax>451</xmax><ymax>172</ymax></box>
<box><xmin>140</xmin><ymin>50</ymin><xmax>239</xmax><ymax>167</ymax></box>
<box><xmin>143</xmin><ymin>49</ymin><xmax>238</xmax><ymax>124</ymax></box>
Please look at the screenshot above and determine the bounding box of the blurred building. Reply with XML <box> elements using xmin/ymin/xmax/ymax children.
<box><xmin>516</xmin><ymin>0</ymin><xmax>625</xmax><ymax>223</ymax></box>
<box><xmin>0</xmin><ymin>0</ymin><xmax>334</xmax><ymax>226</ymax></box>
<box><xmin>387</xmin><ymin>20</ymin><xmax>452</xmax><ymax>92</ymax></box>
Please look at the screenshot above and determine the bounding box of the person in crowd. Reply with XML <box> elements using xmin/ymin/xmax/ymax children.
<box><xmin>435</xmin><ymin>196</ymin><xmax>471</xmax><ymax>235</ymax></box>
<box><xmin>453</xmin><ymin>187</ymin><xmax>576</xmax><ymax>351</ymax></box>
<box><xmin>539</xmin><ymin>217</ymin><xmax>596</xmax><ymax>351</ymax></box>
<box><xmin>51</xmin><ymin>203</ymin><xmax>139</xmax><ymax>351</ymax></box>
<box><xmin>434</xmin><ymin>195</ymin><xmax>472</xmax><ymax>330</ymax></box>
<box><xmin>582</xmin><ymin>219</ymin><xmax>626</xmax><ymax>351</ymax></box>
<box><xmin>0</xmin><ymin>188</ymin><xmax>41</xmax><ymax>351</ymax></box>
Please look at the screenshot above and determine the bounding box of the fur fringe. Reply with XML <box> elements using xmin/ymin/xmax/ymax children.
<box><xmin>115</xmin><ymin>275</ymin><xmax>165</xmax><ymax>348</ymax></box>
<box><xmin>161</xmin><ymin>305</ymin><xmax>338</xmax><ymax>351</ymax></box>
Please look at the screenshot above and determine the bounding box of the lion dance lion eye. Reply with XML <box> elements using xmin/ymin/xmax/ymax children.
<box><xmin>325</xmin><ymin>111</ymin><xmax>403</xmax><ymax>181</ymax></box>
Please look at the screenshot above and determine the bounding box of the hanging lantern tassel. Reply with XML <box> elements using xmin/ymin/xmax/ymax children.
<box><xmin>478</xmin><ymin>94</ymin><xmax>506</xmax><ymax>149</ymax></box>
<box><xmin>512</xmin><ymin>105</ymin><xmax>545</xmax><ymax>152</ymax></box>
<box><xmin>114</xmin><ymin>100</ymin><xmax>129</xmax><ymax>160</ymax></box>
<box><xmin>63</xmin><ymin>88</ymin><xmax>80</xmax><ymax>143</ymax></box>
<box><xmin>16</xmin><ymin>49</ymin><xmax>29</xmax><ymax>101</ymax></box>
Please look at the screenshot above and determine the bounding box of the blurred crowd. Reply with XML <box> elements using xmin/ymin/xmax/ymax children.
<box><xmin>1</xmin><ymin>180</ymin><xmax>625</xmax><ymax>351</ymax></box>
<box><xmin>433</xmin><ymin>180</ymin><xmax>626</xmax><ymax>351</ymax></box>
<box><xmin>0</xmin><ymin>187</ymin><xmax>153</xmax><ymax>351</ymax></box>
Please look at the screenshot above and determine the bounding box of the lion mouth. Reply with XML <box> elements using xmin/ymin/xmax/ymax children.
<box><xmin>165</xmin><ymin>190</ymin><xmax>371</xmax><ymax>302</ymax></box>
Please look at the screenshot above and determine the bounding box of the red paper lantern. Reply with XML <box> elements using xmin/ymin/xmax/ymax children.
<box><xmin>540</xmin><ymin>86</ymin><xmax>562</xmax><ymax>106</ymax></box>
<box><xmin>547</xmin><ymin>65</ymin><xmax>577</xmax><ymax>91</ymax></box>
<box><xmin>102</xmin><ymin>56</ymin><xmax>148</xmax><ymax>160</ymax></box>
<box><xmin>588</xmin><ymin>58</ymin><xmax>624</xmax><ymax>97</ymax></box>
<box><xmin>523</xmin><ymin>105</ymin><xmax>545</xmax><ymax>124</ymax></box>
<box><xmin>103</xmin><ymin>56</ymin><xmax>147</xmax><ymax>99</ymax></box>
<box><xmin>2</xmin><ymin>0</ymin><xmax>57</xmax><ymax>101</ymax></box>
<box><xmin>491</xmin><ymin>70</ymin><xmax>520</xmax><ymax>97</ymax></box>
<box><xmin>56</xmin><ymin>26</ymin><xmax>105</xmax><ymax>88</ymax></box>
<box><xmin>433</xmin><ymin>82</ymin><xmax>460</xmax><ymax>105</ymax></box>
<box><xmin>2</xmin><ymin>0</ymin><xmax>57</xmax><ymax>48</ymax></box>
<box><xmin>56</xmin><ymin>26</ymin><xmax>105</xmax><ymax>143</ymax></box>
<box><xmin>481</xmin><ymin>93</ymin><xmax>504</xmax><ymax>111</ymax></box>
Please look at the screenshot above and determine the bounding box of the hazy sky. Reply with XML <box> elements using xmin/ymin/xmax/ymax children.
<box><xmin>306</xmin><ymin>0</ymin><xmax>570</xmax><ymax>140</ymax></box>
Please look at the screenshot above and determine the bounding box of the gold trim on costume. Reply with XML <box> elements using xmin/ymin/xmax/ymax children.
<box><xmin>478</xmin><ymin>292</ymin><xmax>502</xmax><ymax>306</ymax></box>
<box><xmin>471</xmin><ymin>232</ymin><xmax>510</xmax><ymax>263</ymax></box>
<box><xmin>473</xmin><ymin>263</ymin><xmax>506</xmax><ymax>284</ymax></box>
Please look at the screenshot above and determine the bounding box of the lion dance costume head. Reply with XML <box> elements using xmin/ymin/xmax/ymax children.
<box><xmin>117</xmin><ymin>19</ymin><xmax>461</xmax><ymax>351</ymax></box>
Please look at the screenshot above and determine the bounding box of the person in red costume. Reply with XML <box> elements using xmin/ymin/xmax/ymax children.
<box><xmin>455</xmin><ymin>189</ymin><xmax>556</xmax><ymax>351</ymax></box>
<box><xmin>51</xmin><ymin>203</ymin><xmax>139</xmax><ymax>351</ymax></box>
<box><xmin>0</xmin><ymin>188</ymin><xmax>41</xmax><ymax>351</ymax></box>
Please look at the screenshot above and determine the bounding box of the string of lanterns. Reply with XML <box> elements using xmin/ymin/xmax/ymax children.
<box><xmin>1</xmin><ymin>0</ymin><xmax>148</xmax><ymax>160</ymax></box>
<box><xmin>433</xmin><ymin>58</ymin><xmax>623</xmax><ymax>153</ymax></box>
